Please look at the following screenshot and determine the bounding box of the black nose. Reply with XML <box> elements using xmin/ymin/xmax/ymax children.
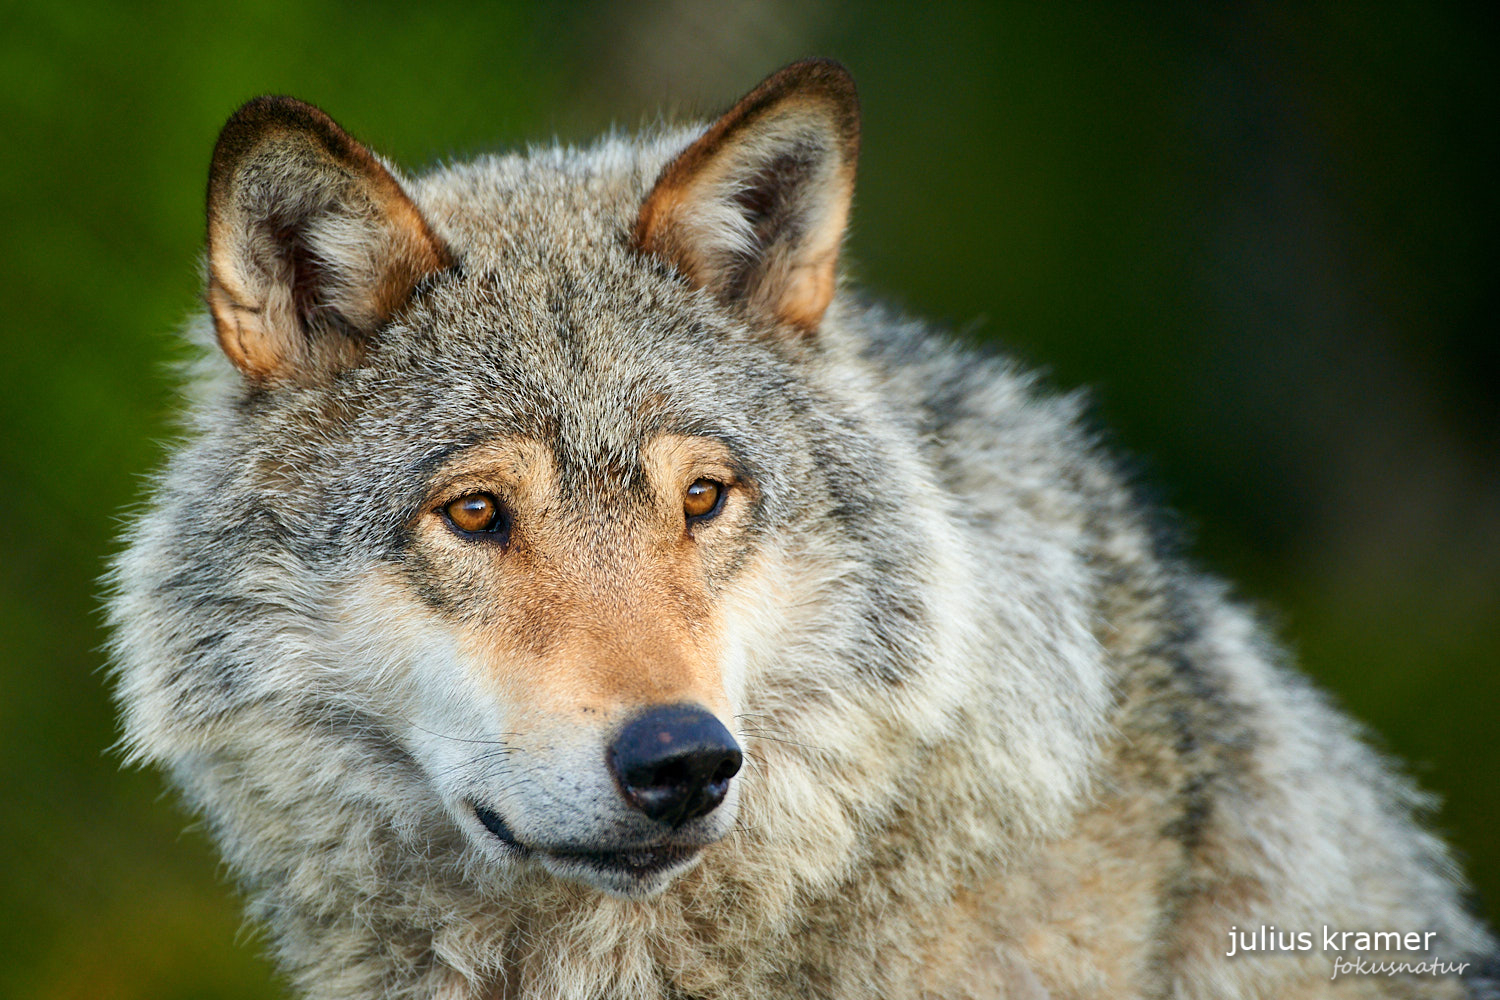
<box><xmin>609</xmin><ymin>704</ymin><xmax>742</xmax><ymax>827</ymax></box>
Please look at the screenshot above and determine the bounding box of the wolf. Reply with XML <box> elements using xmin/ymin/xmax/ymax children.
<box><xmin>109</xmin><ymin>60</ymin><xmax>1496</xmax><ymax>999</ymax></box>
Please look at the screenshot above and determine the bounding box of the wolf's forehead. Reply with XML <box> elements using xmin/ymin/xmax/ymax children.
<box><xmin>374</xmin><ymin>136</ymin><xmax>778</xmax><ymax>486</ymax></box>
<box><xmin>406</xmin><ymin>269</ymin><xmax>712</xmax><ymax>411</ymax></box>
<box><xmin>392</xmin><ymin>261</ymin><xmax>757</xmax><ymax>442</ymax></box>
<box><xmin>371</xmin><ymin>307</ymin><xmax>739</xmax><ymax>488</ymax></box>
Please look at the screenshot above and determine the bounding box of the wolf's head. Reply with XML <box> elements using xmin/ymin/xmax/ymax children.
<box><xmin>112</xmin><ymin>61</ymin><xmax>1107</xmax><ymax>937</ymax></box>
<box><xmin>118</xmin><ymin>61</ymin><xmax>908</xmax><ymax>901</ymax></box>
<box><xmin>202</xmin><ymin>61</ymin><xmax>865</xmax><ymax>900</ymax></box>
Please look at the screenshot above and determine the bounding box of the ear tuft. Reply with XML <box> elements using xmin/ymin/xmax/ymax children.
<box><xmin>206</xmin><ymin>96</ymin><xmax>451</xmax><ymax>384</ymax></box>
<box><xmin>634</xmin><ymin>59</ymin><xmax>860</xmax><ymax>333</ymax></box>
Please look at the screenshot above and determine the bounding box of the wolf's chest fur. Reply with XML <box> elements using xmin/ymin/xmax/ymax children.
<box><xmin>109</xmin><ymin>61</ymin><xmax>1494</xmax><ymax>999</ymax></box>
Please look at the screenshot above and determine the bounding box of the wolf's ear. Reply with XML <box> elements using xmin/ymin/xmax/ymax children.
<box><xmin>634</xmin><ymin>60</ymin><xmax>859</xmax><ymax>334</ymax></box>
<box><xmin>206</xmin><ymin>96</ymin><xmax>451</xmax><ymax>384</ymax></box>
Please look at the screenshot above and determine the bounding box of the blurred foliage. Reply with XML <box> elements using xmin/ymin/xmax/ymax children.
<box><xmin>1</xmin><ymin>1</ymin><xmax>1495</xmax><ymax>995</ymax></box>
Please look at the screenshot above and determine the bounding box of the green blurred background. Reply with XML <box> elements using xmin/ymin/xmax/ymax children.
<box><xmin>2</xmin><ymin>2</ymin><xmax>1496</xmax><ymax>995</ymax></box>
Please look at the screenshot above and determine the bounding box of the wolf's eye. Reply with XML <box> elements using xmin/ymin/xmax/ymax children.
<box><xmin>444</xmin><ymin>493</ymin><xmax>510</xmax><ymax>541</ymax></box>
<box><xmin>684</xmin><ymin>479</ymin><xmax>725</xmax><ymax>521</ymax></box>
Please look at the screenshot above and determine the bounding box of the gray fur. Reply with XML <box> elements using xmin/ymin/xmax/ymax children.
<box><xmin>110</xmin><ymin>66</ymin><xmax>1495</xmax><ymax>999</ymax></box>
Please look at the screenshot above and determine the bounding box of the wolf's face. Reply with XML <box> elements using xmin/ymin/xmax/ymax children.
<box><xmin>352</xmin><ymin>417</ymin><xmax>769</xmax><ymax>895</ymax></box>
<box><xmin>174</xmin><ymin>64</ymin><xmax>869</xmax><ymax>898</ymax></box>
<box><xmin>360</xmin><ymin>430</ymin><xmax>754</xmax><ymax>896</ymax></box>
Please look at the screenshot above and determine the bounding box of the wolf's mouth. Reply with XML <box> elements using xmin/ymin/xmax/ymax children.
<box><xmin>543</xmin><ymin>842</ymin><xmax>699</xmax><ymax>876</ymax></box>
<box><xmin>472</xmin><ymin>803</ymin><xmax>699</xmax><ymax>877</ymax></box>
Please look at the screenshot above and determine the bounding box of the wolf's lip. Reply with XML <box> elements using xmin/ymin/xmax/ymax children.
<box><xmin>474</xmin><ymin>804</ymin><xmax>527</xmax><ymax>852</ymax></box>
<box><xmin>542</xmin><ymin>843</ymin><xmax>699</xmax><ymax>877</ymax></box>
<box><xmin>472</xmin><ymin>803</ymin><xmax>698</xmax><ymax>876</ymax></box>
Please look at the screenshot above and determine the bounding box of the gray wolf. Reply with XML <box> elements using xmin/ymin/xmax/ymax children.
<box><xmin>109</xmin><ymin>60</ymin><xmax>1497</xmax><ymax>998</ymax></box>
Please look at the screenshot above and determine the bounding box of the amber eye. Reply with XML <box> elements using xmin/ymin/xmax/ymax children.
<box><xmin>684</xmin><ymin>479</ymin><xmax>724</xmax><ymax>521</ymax></box>
<box><xmin>443</xmin><ymin>493</ymin><xmax>510</xmax><ymax>540</ymax></box>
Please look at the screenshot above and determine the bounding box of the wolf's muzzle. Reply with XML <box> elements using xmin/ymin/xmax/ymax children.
<box><xmin>609</xmin><ymin>705</ymin><xmax>742</xmax><ymax>828</ymax></box>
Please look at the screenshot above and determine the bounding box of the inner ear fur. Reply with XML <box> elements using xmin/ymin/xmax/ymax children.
<box><xmin>206</xmin><ymin>96</ymin><xmax>450</xmax><ymax>384</ymax></box>
<box><xmin>634</xmin><ymin>59</ymin><xmax>860</xmax><ymax>333</ymax></box>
